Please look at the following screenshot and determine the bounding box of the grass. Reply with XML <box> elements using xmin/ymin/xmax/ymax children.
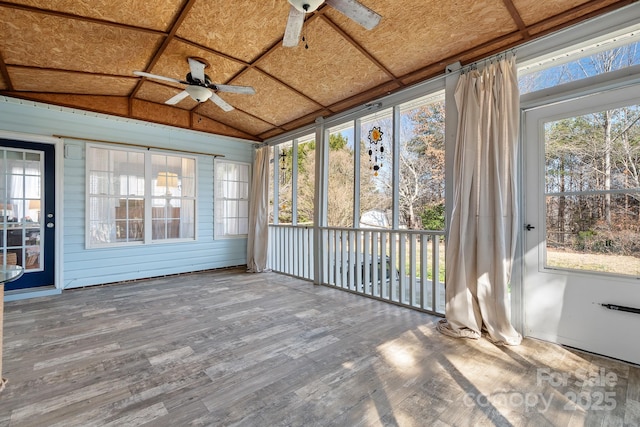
<box><xmin>547</xmin><ymin>248</ymin><xmax>640</xmax><ymax>276</ymax></box>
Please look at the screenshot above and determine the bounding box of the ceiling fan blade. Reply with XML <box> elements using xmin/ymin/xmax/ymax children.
<box><xmin>187</xmin><ymin>58</ymin><xmax>206</xmax><ymax>83</ymax></box>
<box><xmin>325</xmin><ymin>0</ymin><xmax>381</xmax><ymax>30</ymax></box>
<box><xmin>283</xmin><ymin>5</ymin><xmax>305</xmax><ymax>47</ymax></box>
<box><xmin>133</xmin><ymin>71</ymin><xmax>185</xmax><ymax>85</ymax></box>
<box><xmin>165</xmin><ymin>90</ymin><xmax>190</xmax><ymax>105</ymax></box>
<box><xmin>209</xmin><ymin>93</ymin><xmax>234</xmax><ymax>112</ymax></box>
<box><xmin>214</xmin><ymin>84</ymin><xmax>256</xmax><ymax>95</ymax></box>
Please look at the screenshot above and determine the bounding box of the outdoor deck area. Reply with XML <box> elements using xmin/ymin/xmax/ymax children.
<box><xmin>0</xmin><ymin>268</ymin><xmax>638</xmax><ymax>426</ymax></box>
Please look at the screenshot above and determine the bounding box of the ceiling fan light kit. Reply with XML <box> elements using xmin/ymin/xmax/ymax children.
<box><xmin>186</xmin><ymin>85</ymin><xmax>212</xmax><ymax>103</ymax></box>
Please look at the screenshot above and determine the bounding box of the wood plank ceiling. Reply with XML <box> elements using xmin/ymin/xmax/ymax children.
<box><xmin>0</xmin><ymin>0</ymin><xmax>634</xmax><ymax>142</ymax></box>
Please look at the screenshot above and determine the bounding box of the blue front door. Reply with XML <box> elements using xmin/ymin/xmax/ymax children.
<box><xmin>0</xmin><ymin>139</ymin><xmax>55</xmax><ymax>290</ymax></box>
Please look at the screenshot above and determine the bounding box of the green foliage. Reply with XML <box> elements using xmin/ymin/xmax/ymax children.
<box><xmin>329</xmin><ymin>133</ymin><xmax>348</xmax><ymax>151</ymax></box>
<box><xmin>421</xmin><ymin>204</ymin><xmax>445</xmax><ymax>231</ymax></box>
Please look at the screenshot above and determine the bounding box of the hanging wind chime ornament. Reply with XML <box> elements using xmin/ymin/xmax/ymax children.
<box><xmin>367</xmin><ymin>126</ymin><xmax>384</xmax><ymax>176</ymax></box>
<box><xmin>279</xmin><ymin>151</ymin><xmax>287</xmax><ymax>185</ymax></box>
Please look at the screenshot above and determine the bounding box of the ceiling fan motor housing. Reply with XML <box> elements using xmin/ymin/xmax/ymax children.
<box><xmin>288</xmin><ymin>0</ymin><xmax>324</xmax><ymax>13</ymax></box>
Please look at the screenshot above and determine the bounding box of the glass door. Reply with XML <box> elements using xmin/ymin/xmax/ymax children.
<box><xmin>522</xmin><ymin>84</ymin><xmax>640</xmax><ymax>365</ymax></box>
<box><xmin>0</xmin><ymin>139</ymin><xmax>55</xmax><ymax>290</ymax></box>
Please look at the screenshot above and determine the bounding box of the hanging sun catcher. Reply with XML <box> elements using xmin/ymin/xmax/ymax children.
<box><xmin>367</xmin><ymin>126</ymin><xmax>385</xmax><ymax>176</ymax></box>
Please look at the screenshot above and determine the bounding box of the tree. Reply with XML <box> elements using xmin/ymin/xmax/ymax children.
<box><xmin>398</xmin><ymin>101</ymin><xmax>446</xmax><ymax>230</ymax></box>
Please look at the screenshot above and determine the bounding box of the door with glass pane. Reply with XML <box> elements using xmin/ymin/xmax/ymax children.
<box><xmin>523</xmin><ymin>84</ymin><xmax>640</xmax><ymax>365</ymax></box>
<box><xmin>0</xmin><ymin>139</ymin><xmax>54</xmax><ymax>290</ymax></box>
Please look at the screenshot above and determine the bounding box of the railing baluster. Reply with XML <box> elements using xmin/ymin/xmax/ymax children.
<box><xmin>363</xmin><ymin>231</ymin><xmax>370</xmax><ymax>295</ymax></box>
<box><xmin>420</xmin><ymin>234</ymin><xmax>428</xmax><ymax>310</ymax></box>
<box><xmin>409</xmin><ymin>233</ymin><xmax>416</xmax><ymax>307</ymax></box>
<box><xmin>355</xmin><ymin>230</ymin><xmax>362</xmax><ymax>293</ymax></box>
<box><xmin>372</xmin><ymin>231</ymin><xmax>379</xmax><ymax>297</ymax></box>
<box><xmin>340</xmin><ymin>230</ymin><xmax>349</xmax><ymax>289</ymax></box>
<box><xmin>310</xmin><ymin>228</ymin><xmax>315</xmax><ymax>280</ymax></box>
<box><xmin>432</xmin><ymin>234</ymin><xmax>439</xmax><ymax>313</ymax></box>
<box><xmin>399</xmin><ymin>232</ymin><xmax>406</xmax><ymax>304</ymax></box>
<box><xmin>266</xmin><ymin>225</ymin><xmax>445</xmax><ymax>316</ymax></box>
<box><xmin>381</xmin><ymin>232</ymin><xmax>388</xmax><ymax>300</ymax></box>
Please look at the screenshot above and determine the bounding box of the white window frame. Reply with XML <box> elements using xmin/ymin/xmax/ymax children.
<box><xmin>85</xmin><ymin>143</ymin><xmax>198</xmax><ymax>248</ymax></box>
<box><xmin>214</xmin><ymin>159</ymin><xmax>250</xmax><ymax>239</ymax></box>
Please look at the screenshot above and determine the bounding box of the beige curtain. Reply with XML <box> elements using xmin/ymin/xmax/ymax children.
<box><xmin>437</xmin><ymin>56</ymin><xmax>522</xmax><ymax>345</ymax></box>
<box><xmin>247</xmin><ymin>146</ymin><xmax>270</xmax><ymax>273</ymax></box>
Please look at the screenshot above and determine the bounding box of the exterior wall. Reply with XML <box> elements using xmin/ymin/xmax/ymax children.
<box><xmin>0</xmin><ymin>96</ymin><xmax>254</xmax><ymax>289</ymax></box>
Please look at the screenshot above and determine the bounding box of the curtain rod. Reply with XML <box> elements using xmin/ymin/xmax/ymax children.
<box><xmin>53</xmin><ymin>134</ymin><xmax>225</xmax><ymax>158</ymax></box>
<box><xmin>458</xmin><ymin>49</ymin><xmax>517</xmax><ymax>74</ymax></box>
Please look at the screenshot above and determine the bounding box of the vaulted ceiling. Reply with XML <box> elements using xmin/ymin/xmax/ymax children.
<box><xmin>0</xmin><ymin>0</ymin><xmax>633</xmax><ymax>142</ymax></box>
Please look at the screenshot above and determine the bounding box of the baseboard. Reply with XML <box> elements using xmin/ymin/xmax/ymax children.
<box><xmin>4</xmin><ymin>286</ymin><xmax>62</xmax><ymax>302</ymax></box>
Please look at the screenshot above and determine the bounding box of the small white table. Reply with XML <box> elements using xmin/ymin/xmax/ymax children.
<box><xmin>0</xmin><ymin>265</ymin><xmax>24</xmax><ymax>391</ymax></box>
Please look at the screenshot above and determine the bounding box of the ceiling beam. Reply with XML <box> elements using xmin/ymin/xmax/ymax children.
<box><xmin>501</xmin><ymin>0</ymin><xmax>530</xmax><ymax>40</ymax></box>
<box><xmin>0</xmin><ymin>1</ymin><xmax>165</xmax><ymax>36</ymax></box>
<box><xmin>129</xmin><ymin>0</ymin><xmax>198</xmax><ymax>100</ymax></box>
<box><xmin>192</xmin><ymin>102</ymin><xmax>281</xmax><ymax>132</ymax></box>
<box><xmin>0</xmin><ymin>52</ymin><xmax>13</xmax><ymax>91</ymax></box>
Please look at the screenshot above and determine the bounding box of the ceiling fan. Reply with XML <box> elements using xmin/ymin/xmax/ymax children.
<box><xmin>283</xmin><ymin>0</ymin><xmax>381</xmax><ymax>47</ymax></box>
<box><xmin>133</xmin><ymin>58</ymin><xmax>256</xmax><ymax>112</ymax></box>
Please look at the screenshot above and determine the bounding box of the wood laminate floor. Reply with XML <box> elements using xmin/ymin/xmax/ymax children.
<box><xmin>0</xmin><ymin>268</ymin><xmax>638</xmax><ymax>426</ymax></box>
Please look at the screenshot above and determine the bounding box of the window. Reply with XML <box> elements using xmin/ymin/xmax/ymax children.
<box><xmin>328</xmin><ymin>124</ymin><xmax>355</xmax><ymax>227</ymax></box>
<box><xmin>277</xmin><ymin>141</ymin><xmax>293</xmax><ymax>224</ymax></box>
<box><xmin>0</xmin><ymin>148</ymin><xmax>43</xmax><ymax>271</ymax></box>
<box><xmin>151</xmin><ymin>154</ymin><xmax>196</xmax><ymax>240</ymax></box>
<box><xmin>519</xmin><ymin>28</ymin><xmax>640</xmax><ymax>94</ymax></box>
<box><xmin>215</xmin><ymin>160</ymin><xmax>249</xmax><ymax>238</ymax></box>
<box><xmin>543</xmin><ymin>103</ymin><xmax>640</xmax><ymax>276</ymax></box>
<box><xmin>295</xmin><ymin>135</ymin><xmax>315</xmax><ymax>225</ymax></box>
<box><xmin>399</xmin><ymin>92</ymin><xmax>446</xmax><ymax>231</ymax></box>
<box><xmin>87</xmin><ymin>145</ymin><xmax>196</xmax><ymax>247</ymax></box>
<box><xmin>270</xmin><ymin>134</ymin><xmax>315</xmax><ymax>226</ymax></box>
<box><xmin>360</xmin><ymin>108</ymin><xmax>393</xmax><ymax>228</ymax></box>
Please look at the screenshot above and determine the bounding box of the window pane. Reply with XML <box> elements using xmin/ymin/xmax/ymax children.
<box><xmin>180</xmin><ymin>199</ymin><xmax>195</xmax><ymax>238</ymax></box>
<box><xmin>546</xmin><ymin>194</ymin><xmax>640</xmax><ymax>276</ymax></box>
<box><xmin>238</xmin><ymin>218</ymin><xmax>248</xmax><ymax>235</ymax></box>
<box><xmin>295</xmin><ymin>136</ymin><xmax>315</xmax><ymax>225</ymax></box>
<box><xmin>545</xmin><ymin>106</ymin><xmax>640</xmax><ymax>193</ymax></box>
<box><xmin>360</xmin><ymin>109</ymin><xmax>393</xmax><ymax>228</ymax></box>
<box><xmin>227</xmin><ymin>181</ymin><xmax>238</xmax><ymax>198</ymax></box>
<box><xmin>519</xmin><ymin>34</ymin><xmax>640</xmax><ymax>94</ymax></box>
<box><xmin>214</xmin><ymin>160</ymin><xmax>250</xmax><ymax>238</ymax></box>
<box><xmin>152</xmin><ymin>219</ymin><xmax>166</xmax><ymax>239</ymax></box>
<box><xmin>239</xmin><ymin>163</ymin><xmax>249</xmax><ymax>181</ymax></box>
<box><xmin>89</xmin><ymin>197</ymin><xmax>116</xmax><ymax>244</ymax></box>
<box><xmin>544</xmin><ymin>103</ymin><xmax>640</xmax><ymax>277</ymax></box>
<box><xmin>238</xmin><ymin>200</ymin><xmax>248</xmax><ymax>218</ymax></box>
<box><xmin>277</xmin><ymin>142</ymin><xmax>293</xmax><ymax>224</ymax></box>
<box><xmin>182</xmin><ymin>177</ymin><xmax>195</xmax><ymax>197</ymax></box>
<box><xmin>399</xmin><ymin>92</ymin><xmax>446</xmax><ymax>231</ymax></box>
<box><xmin>328</xmin><ymin>125</ymin><xmax>354</xmax><ymax>227</ymax></box>
<box><xmin>268</xmin><ymin>146</ymin><xmax>275</xmax><ymax>223</ymax></box>
<box><xmin>89</xmin><ymin>171</ymin><xmax>111</xmax><ymax>195</ymax></box>
<box><xmin>230</xmin><ymin>200</ymin><xmax>240</xmax><ymax>217</ymax></box>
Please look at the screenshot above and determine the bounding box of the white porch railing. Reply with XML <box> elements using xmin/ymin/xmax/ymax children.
<box><xmin>267</xmin><ymin>225</ymin><xmax>315</xmax><ymax>281</ymax></box>
<box><xmin>268</xmin><ymin>225</ymin><xmax>445</xmax><ymax>315</ymax></box>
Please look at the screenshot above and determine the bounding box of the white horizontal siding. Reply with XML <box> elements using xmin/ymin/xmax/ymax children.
<box><xmin>0</xmin><ymin>96</ymin><xmax>254</xmax><ymax>289</ymax></box>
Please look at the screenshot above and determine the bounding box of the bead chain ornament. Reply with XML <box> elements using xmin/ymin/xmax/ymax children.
<box><xmin>367</xmin><ymin>126</ymin><xmax>385</xmax><ymax>176</ymax></box>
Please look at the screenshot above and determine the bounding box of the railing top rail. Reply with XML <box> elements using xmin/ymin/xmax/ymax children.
<box><xmin>268</xmin><ymin>224</ymin><xmax>445</xmax><ymax>236</ymax></box>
